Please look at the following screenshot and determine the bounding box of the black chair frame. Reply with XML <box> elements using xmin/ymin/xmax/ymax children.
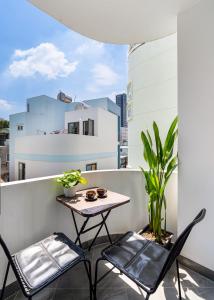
<box><xmin>94</xmin><ymin>209</ymin><xmax>206</xmax><ymax>300</ymax></box>
<box><xmin>0</xmin><ymin>233</ymin><xmax>93</xmax><ymax>300</ymax></box>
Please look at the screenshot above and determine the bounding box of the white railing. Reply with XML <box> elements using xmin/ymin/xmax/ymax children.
<box><xmin>0</xmin><ymin>169</ymin><xmax>177</xmax><ymax>286</ymax></box>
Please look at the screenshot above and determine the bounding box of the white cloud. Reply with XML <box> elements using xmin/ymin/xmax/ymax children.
<box><xmin>92</xmin><ymin>64</ymin><xmax>119</xmax><ymax>86</ymax></box>
<box><xmin>75</xmin><ymin>44</ymin><xmax>89</xmax><ymax>55</ymax></box>
<box><xmin>75</xmin><ymin>40</ymin><xmax>104</xmax><ymax>55</ymax></box>
<box><xmin>0</xmin><ymin>99</ymin><xmax>13</xmax><ymax>111</ymax></box>
<box><xmin>9</xmin><ymin>43</ymin><xmax>78</xmax><ymax>79</ymax></box>
<box><xmin>86</xmin><ymin>85</ymin><xmax>100</xmax><ymax>93</ymax></box>
<box><xmin>108</xmin><ymin>91</ymin><xmax>117</xmax><ymax>102</ymax></box>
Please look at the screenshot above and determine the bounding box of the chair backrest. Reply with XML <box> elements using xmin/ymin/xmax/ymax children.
<box><xmin>157</xmin><ymin>208</ymin><xmax>206</xmax><ymax>287</ymax></box>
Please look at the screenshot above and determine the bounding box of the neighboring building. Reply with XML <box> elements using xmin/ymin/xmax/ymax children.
<box><xmin>120</xmin><ymin>127</ymin><xmax>128</xmax><ymax>146</ymax></box>
<box><xmin>116</xmin><ymin>93</ymin><xmax>128</xmax><ymax>144</ymax></box>
<box><xmin>0</xmin><ymin>127</ymin><xmax>9</xmax><ymax>146</ymax></box>
<box><xmin>120</xmin><ymin>146</ymin><xmax>128</xmax><ymax>168</ymax></box>
<box><xmin>116</xmin><ymin>93</ymin><xmax>128</xmax><ymax>166</ymax></box>
<box><xmin>9</xmin><ymin>95</ymin><xmax>120</xmax><ymax>181</ymax></box>
<box><xmin>127</xmin><ymin>33</ymin><xmax>177</xmax><ymax>168</ymax></box>
<box><xmin>116</xmin><ymin>93</ymin><xmax>127</xmax><ymax>128</ymax></box>
<box><xmin>0</xmin><ymin>128</ymin><xmax>9</xmax><ymax>182</ymax></box>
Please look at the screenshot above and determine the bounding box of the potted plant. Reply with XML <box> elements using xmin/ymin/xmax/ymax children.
<box><xmin>57</xmin><ymin>169</ymin><xmax>88</xmax><ymax>197</ymax></box>
<box><xmin>140</xmin><ymin>116</ymin><xmax>178</xmax><ymax>247</ymax></box>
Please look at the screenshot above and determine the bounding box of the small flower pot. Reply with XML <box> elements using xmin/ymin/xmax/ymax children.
<box><xmin>64</xmin><ymin>187</ymin><xmax>76</xmax><ymax>198</ymax></box>
<box><xmin>138</xmin><ymin>224</ymin><xmax>174</xmax><ymax>249</ymax></box>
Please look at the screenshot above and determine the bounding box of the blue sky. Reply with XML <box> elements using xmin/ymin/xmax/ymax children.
<box><xmin>0</xmin><ymin>1</ymin><xmax>128</xmax><ymax>120</ymax></box>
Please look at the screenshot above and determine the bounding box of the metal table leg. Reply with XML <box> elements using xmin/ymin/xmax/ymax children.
<box><xmin>88</xmin><ymin>210</ymin><xmax>111</xmax><ymax>251</ymax></box>
<box><xmin>71</xmin><ymin>209</ymin><xmax>89</xmax><ymax>247</ymax></box>
<box><xmin>101</xmin><ymin>213</ymin><xmax>112</xmax><ymax>244</ymax></box>
<box><xmin>70</xmin><ymin>209</ymin><xmax>112</xmax><ymax>251</ymax></box>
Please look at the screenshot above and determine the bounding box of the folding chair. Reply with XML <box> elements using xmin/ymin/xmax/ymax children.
<box><xmin>94</xmin><ymin>209</ymin><xmax>206</xmax><ymax>300</ymax></box>
<box><xmin>0</xmin><ymin>232</ymin><xmax>92</xmax><ymax>300</ymax></box>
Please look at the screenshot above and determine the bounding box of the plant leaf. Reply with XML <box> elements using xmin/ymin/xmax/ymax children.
<box><xmin>163</xmin><ymin>116</ymin><xmax>178</xmax><ymax>159</ymax></box>
<box><xmin>153</xmin><ymin>121</ymin><xmax>163</xmax><ymax>168</ymax></box>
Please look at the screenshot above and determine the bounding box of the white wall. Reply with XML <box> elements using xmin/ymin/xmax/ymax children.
<box><xmin>9</xmin><ymin>96</ymin><xmax>67</xmax><ymax>181</ymax></box>
<box><xmin>13</xmin><ymin>108</ymin><xmax>118</xmax><ymax>180</ymax></box>
<box><xmin>15</xmin><ymin>135</ymin><xmax>112</xmax><ymax>156</ymax></box>
<box><xmin>65</xmin><ymin>107</ymin><xmax>98</xmax><ymax>136</ymax></box>
<box><xmin>0</xmin><ymin>169</ymin><xmax>177</xmax><ymax>287</ymax></box>
<box><xmin>178</xmin><ymin>0</ymin><xmax>214</xmax><ymax>271</ymax></box>
<box><xmin>14</xmin><ymin>134</ymin><xmax>117</xmax><ymax>179</ymax></box>
<box><xmin>128</xmin><ymin>33</ymin><xmax>177</xmax><ymax>168</ymax></box>
<box><xmin>14</xmin><ymin>158</ymin><xmax>117</xmax><ymax>179</ymax></box>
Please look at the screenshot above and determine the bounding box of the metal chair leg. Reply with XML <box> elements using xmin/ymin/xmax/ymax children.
<box><xmin>0</xmin><ymin>262</ymin><xmax>10</xmax><ymax>300</ymax></box>
<box><xmin>84</xmin><ymin>260</ymin><xmax>93</xmax><ymax>300</ymax></box>
<box><xmin>94</xmin><ymin>258</ymin><xmax>104</xmax><ymax>300</ymax></box>
<box><xmin>176</xmin><ymin>259</ymin><xmax>182</xmax><ymax>300</ymax></box>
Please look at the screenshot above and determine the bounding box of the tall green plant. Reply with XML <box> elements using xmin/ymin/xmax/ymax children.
<box><xmin>141</xmin><ymin>117</ymin><xmax>178</xmax><ymax>242</ymax></box>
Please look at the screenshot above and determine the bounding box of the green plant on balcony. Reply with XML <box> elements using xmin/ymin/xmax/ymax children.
<box><xmin>141</xmin><ymin>116</ymin><xmax>178</xmax><ymax>243</ymax></box>
<box><xmin>57</xmin><ymin>169</ymin><xmax>87</xmax><ymax>197</ymax></box>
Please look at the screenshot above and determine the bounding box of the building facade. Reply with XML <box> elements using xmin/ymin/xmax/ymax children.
<box><xmin>127</xmin><ymin>33</ymin><xmax>177</xmax><ymax>168</ymax></box>
<box><xmin>116</xmin><ymin>93</ymin><xmax>127</xmax><ymax>128</ymax></box>
<box><xmin>116</xmin><ymin>94</ymin><xmax>128</xmax><ymax>167</ymax></box>
<box><xmin>10</xmin><ymin>96</ymin><xmax>120</xmax><ymax>181</ymax></box>
<box><xmin>0</xmin><ymin>128</ymin><xmax>9</xmax><ymax>182</ymax></box>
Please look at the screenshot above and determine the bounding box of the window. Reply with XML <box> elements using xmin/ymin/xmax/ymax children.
<box><xmin>27</xmin><ymin>103</ymin><xmax>30</xmax><ymax>112</ymax></box>
<box><xmin>83</xmin><ymin>119</ymin><xmax>94</xmax><ymax>136</ymax></box>
<box><xmin>17</xmin><ymin>125</ymin><xmax>24</xmax><ymax>131</ymax></box>
<box><xmin>18</xmin><ymin>162</ymin><xmax>25</xmax><ymax>180</ymax></box>
<box><xmin>86</xmin><ymin>163</ymin><xmax>97</xmax><ymax>171</ymax></box>
<box><xmin>68</xmin><ymin>122</ymin><xmax>79</xmax><ymax>134</ymax></box>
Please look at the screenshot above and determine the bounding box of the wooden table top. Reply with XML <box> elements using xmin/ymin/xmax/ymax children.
<box><xmin>56</xmin><ymin>188</ymin><xmax>130</xmax><ymax>217</ymax></box>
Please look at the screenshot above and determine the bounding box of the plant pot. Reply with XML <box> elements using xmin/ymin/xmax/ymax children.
<box><xmin>138</xmin><ymin>224</ymin><xmax>174</xmax><ymax>249</ymax></box>
<box><xmin>64</xmin><ymin>186</ymin><xmax>76</xmax><ymax>198</ymax></box>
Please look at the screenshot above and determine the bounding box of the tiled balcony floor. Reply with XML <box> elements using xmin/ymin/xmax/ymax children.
<box><xmin>6</xmin><ymin>243</ymin><xmax>214</xmax><ymax>300</ymax></box>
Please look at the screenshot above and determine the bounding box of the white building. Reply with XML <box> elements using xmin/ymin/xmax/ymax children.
<box><xmin>128</xmin><ymin>34</ymin><xmax>177</xmax><ymax>168</ymax></box>
<box><xmin>10</xmin><ymin>96</ymin><xmax>120</xmax><ymax>180</ymax></box>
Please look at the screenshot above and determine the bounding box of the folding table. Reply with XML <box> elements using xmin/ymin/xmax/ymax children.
<box><xmin>56</xmin><ymin>188</ymin><xmax>130</xmax><ymax>251</ymax></box>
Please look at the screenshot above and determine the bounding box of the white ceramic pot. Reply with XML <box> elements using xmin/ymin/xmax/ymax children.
<box><xmin>64</xmin><ymin>186</ymin><xmax>76</xmax><ymax>198</ymax></box>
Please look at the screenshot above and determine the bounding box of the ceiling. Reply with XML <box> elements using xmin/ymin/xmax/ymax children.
<box><xmin>29</xmin><ymin>0</ymin><xmax>200</xmax><ymax>44</ymax></box>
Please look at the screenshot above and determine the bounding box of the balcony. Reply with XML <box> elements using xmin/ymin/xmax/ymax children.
<box><xmin>0</xmin><ymin>169</ymin><xmax>213</xmax><ymax>299</ymax></box>
<box><xmin>1</xmin><ymin>0</ymin><xmax>214</xmax><ymax>299</ymax></box>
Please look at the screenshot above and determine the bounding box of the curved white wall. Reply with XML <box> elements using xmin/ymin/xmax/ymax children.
<box><xmin>128</xmin><ymin>33</ymin><xmax>177</xmax><ymax>168</ymax></box>
<box><xmin>0</xmin><ymin>169</ymin><xmax>177</xmax><ymax>286</ymax></box>
<box><xmin>178</xmin><ymin>0</ymin><xmax>214</xmax><ymax>271</ymax></box>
